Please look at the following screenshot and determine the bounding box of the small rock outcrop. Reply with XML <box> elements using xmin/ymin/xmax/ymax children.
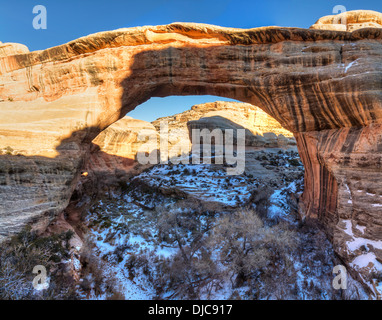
<box><xmin>311</xmin><ymin>10</ymin><xmax>382</xmax><ymax>31</ymax></box>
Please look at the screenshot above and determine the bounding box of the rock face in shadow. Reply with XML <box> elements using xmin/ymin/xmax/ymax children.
<box><xmin>0</xmin><ymin>10</ymin><xmax>382</xmax><ymax>296</ymax></box>
<box><xmin>0</xmin><ymin>150</ymin><xmax>85</xmax><ymax>242</ymax></box>
<box><xmin>85</xmin><ymin>116</ymin><xmax>158</xmax><ymax>190</ymax></box>
<box><xmin>91</xmin><ymin>116</ymin><xmax>158</xmax><ymax>164</ymax></box>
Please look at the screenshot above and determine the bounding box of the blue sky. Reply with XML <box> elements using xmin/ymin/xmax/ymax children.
<box><xmin>1</xmin><ymin>0</ymin><xmax>381</xmax><ymax>121</ymax></box>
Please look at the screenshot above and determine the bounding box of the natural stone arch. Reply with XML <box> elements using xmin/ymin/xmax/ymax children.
<box><xmin>0</xmin><ymin>10</ymin><xmax>382</xmax><ymax>296</ymax></box>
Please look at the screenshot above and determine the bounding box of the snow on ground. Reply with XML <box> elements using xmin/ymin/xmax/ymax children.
<box><xmin>80</xmin><ymin>157</ymin><xmax>304</xmax><ymax>299</ymax></box>
<box><xmin>80</xmin><ymin>198</ymin><xmax>180</xmax><ymax>300</ymax></box>
<box><xmin>133</xmin><ymin>163</ymin><xmax>254</xmax><ymax>207</ymax></box>
<box><xmin>344</xmin><ymin>59</ymin><xmax>359</xmax><ymax>73</ymax></box>
<box><xmin>341</xmin><ymin>219</ymin><xmax>382</xmax><ymax>255</ymax></box>
<box><xmin>339</xmin><ymin>219</ymin><xmax>382</xmax><ymax>297</ymax></box>
<box><xmin>77</xmin><ymin>151</ymin><xmax>370</xmax><ymax>300</ymax></box>
<box><xmin>268</xmin><ymin>180</ymin><xmax>302</xmax><ymax>223</ymax></box>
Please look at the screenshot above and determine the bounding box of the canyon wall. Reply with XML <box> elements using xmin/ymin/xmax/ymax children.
<box><xmin>0</xmin><ymin>10</ymin><xmax>382</xmax><ymax>296</ymax></box>
<box><xmin>90</xmin><ymin>116</ymin><xmax>158</xmax><ymax>169</ymax></box>
<box><xmin>89</xmin><ymin>101</ymin><xmax>294</xmax><ymax>177</ymax></box>
<box><xmin>152</xmin><ymin>101</ymin><xmax>295</xmax><ymax>154</ymax></box>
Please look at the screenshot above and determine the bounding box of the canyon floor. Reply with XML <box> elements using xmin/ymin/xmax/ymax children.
<box><xmin>0</xmin><ymin>144</ymin><xmax>369</xmax><ymax>300</ymax></box>
<box><xmin>76</xmin><ymin>148</ymin><xmax>368</xmax><ymax>300</ymax></box>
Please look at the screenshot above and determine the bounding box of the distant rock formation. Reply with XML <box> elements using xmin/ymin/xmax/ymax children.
<box><xmin>91</xmin><ymin>116</ymin><xmax>158</xmax><ymax>162</ymax></box>
<box><xmin>89</xmin><ymin>101</ymin><xmax>293</xmax><ymax>173</ymax></box>
<box><xmin>152</xmin><ymin>101</ymin><xmax>295</xmax><ymax>153</ymax></box>
<box><xmin>84</xmin><ymin>117</ymin><xmax>158</xmax><ymax>187</ymax></box>
<box><xmin>311</xmin><ymin>10</ymin><xmax>382</xmax><ymax>31</ymax></box>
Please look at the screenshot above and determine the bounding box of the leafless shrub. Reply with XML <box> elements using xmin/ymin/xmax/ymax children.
<box><xmin>0</xmin><ymin>227</ymin><xmax>78</xmax><ymax>300</ymax></box>
<box><xmin>152</xmin><ymin>204</ymin><xmax>220</xmax><ymax>299</ymax></box>
<box><xmin>153</xmin><ymin>247</ymin><xmax>220</xmax><ymax>299</ymax></box>
<box><xmin>210</xmin><ymin>208</ymin><xmax>297</xmax><ymax>293</ymax></box>
<box><xmin>79</xmin><ymin>235</ymin><xmax>125</xmax><ymax>300</ymax></box>
<box><xmin>250</xmin><ymin>187</ymin><xmax>273</xmax><ymax>219</ymax></box>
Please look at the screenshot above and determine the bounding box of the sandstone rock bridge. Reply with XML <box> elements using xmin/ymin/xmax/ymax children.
<box><xmin>1</xmin><ymin>10</ymin><xmax>382</xmax><ymax>296</ymax></box>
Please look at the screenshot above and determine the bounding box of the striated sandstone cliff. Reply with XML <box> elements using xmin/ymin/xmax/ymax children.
<box><xmin>153</xmin><ymin>101</ymin><xmax>295</xmax><ymax>153</ymax></box>
<box><xmin>89</xmin><ymin>101</ymin><xmax>293</xmax><ymax>173</ymax></box>
<box><xmin>91</xmin><ymin>116</ymin><xmax>158</xmax><ymax>163</ymax></box>
<box><xmin>0</xmin><ymin>10</ymin><xmax>382</xmax><ymax>296</ymax></box>
<box><xmin>84</xmin><ymin>116</ymin><xmax>158</xmax><ymax>190</ymax></box>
